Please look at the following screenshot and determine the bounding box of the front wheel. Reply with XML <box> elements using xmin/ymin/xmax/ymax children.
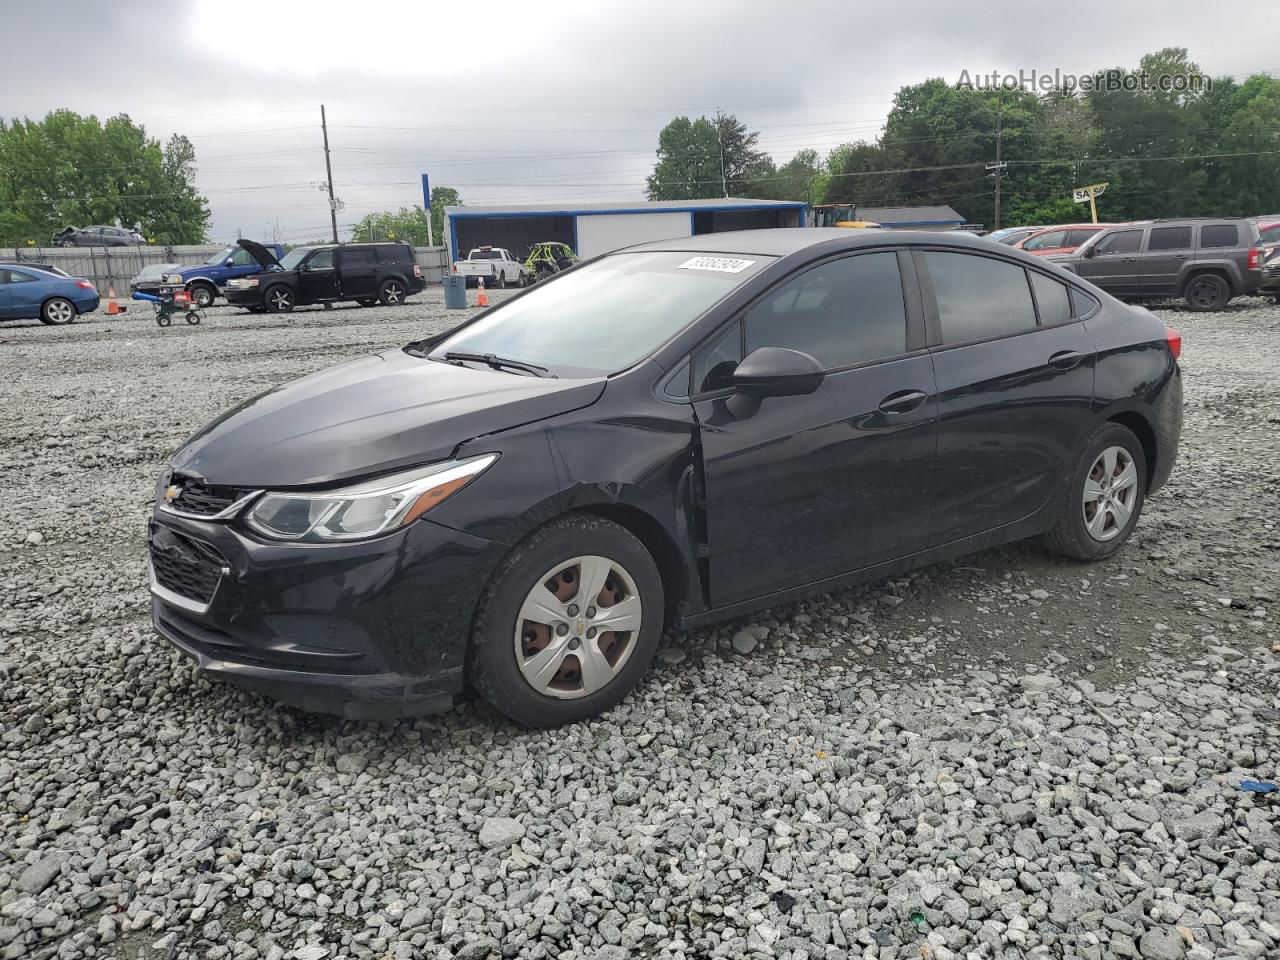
<box><xmin>1044</xmin><ymin>422</ymin><xmax>1147</xmax><ymax>561</ymax></box>
<box><xmin>40</xmin><ymin>297</ymin><xmax>76</xmax><ymax>325</ymax></box>
<box><xmin>469</xmin><ymin>515</ymin><xmax>664</xmax><ymax>727</ymax></box>
<box><xmin>188</xmin><ymin>284</ymin><xmax>216</xmax><ymax>308</ymax></box>
<box><xmin>265</xmin><ymin>285</ymin><xmax>294</xmax><ymax>313</ymax></box>
<box><xmin>1184</xmin><ymin>273</ymin><xmax>1230</xmax><ymax>311</ymax></box>
<box><xmin>379</xmin><ymin>279</ymin><xmax>405</xmax><ymax>305</ymax></box>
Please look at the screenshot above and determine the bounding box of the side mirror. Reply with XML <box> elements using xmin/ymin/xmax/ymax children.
<box><xmin>1081</xmin><ymin>245</ymin><xmax>1097</xmax><ymax>259</ymax></box>
<box><xmin>732</xmin><ymin>346</ymin><xmax>825</xmax><ymax>398</ymax></box>
<box><xmin>224</xmin><ymin>259</ymin><xmax>234</xmax><ymax>266</ymax></box>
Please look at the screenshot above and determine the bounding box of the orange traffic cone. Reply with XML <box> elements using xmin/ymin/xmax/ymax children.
<box><xmin>475</xmin><ymin>277</ymin><xmax>489</xmax><ymax>308</ymax></box>
<box><xmin>105</xmin><ymin>284</ymin><xmax>120</xmax><ymax>316</ymax></box>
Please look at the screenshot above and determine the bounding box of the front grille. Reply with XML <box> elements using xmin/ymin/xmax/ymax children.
<box><xmin>165</xmin><ymin>478</ymin><xmax>253</xmax><ymax>517</ymax></box>
<box><xmin>1264</xmin><ymin>265</ymin><xmax>1280</xmax><ymax>278</ymax></box>
<box><xmin>149</xmin><ymin>525</ymin><xmax>226</xmax><ymax>605</ymax></box>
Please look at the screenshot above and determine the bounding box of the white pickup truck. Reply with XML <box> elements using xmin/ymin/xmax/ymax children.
<box><xmin>451</xmin><ymin>247</ymin><xmax>528</xmax><ymax>288</ymax></box>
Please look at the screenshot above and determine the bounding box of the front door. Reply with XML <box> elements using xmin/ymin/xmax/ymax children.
<box><xmin>918</xmin><ymin>250</ymin><xmax>1097</xmax><ymax>545</ymax></box>
<box><xmin>1075</xmin><ymin>227</ymin><xmax>1145</xmax><ymax>295</ymax></box>
<box><xmin>691</xmin><ymin>249</ymin><xmax>938</xmax><ymax>608</ymax></box>
<box><xmin>298</xmin><ymin>249</ymin><xmax>338</xmax><ymax>302</ymax></box>
<box><xmin>337</xmin><ymin>247</ymin><xmax>379</xmax><ymax>299</ymax></box>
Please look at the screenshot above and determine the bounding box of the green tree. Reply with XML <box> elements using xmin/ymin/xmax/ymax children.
<box><xmin>351</xmin><ymin>187</ymin><xmax>461</xmax><ymax>246</ymax></box>
<box><xmin>0</xmin><ymin>110</ymin><xmax>208</xmax><ymax>245</ymax></box>
<box><xmin>646</xmin><ymin>114</ymin><xmax>766</xmax><ymax>200</ymax></box>
<box><xmin>430</xmin><ymin>186</ymin><xmax>460</xmax><ymax>246</ymax></box>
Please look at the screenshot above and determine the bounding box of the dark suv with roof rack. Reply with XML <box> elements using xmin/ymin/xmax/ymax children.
<box><xmin>1053</xmin><ymin>217</ymin><xmax>1262</xmax><ymax>311</ymax></box>
<box><xmin>224</xmin><ymin>240</ymin><xmax>425</xmax><ymax>313</ymax></box>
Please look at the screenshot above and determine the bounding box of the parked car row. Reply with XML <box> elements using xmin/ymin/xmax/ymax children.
<box><xmin>131</xmin><ymin>244</ymin><xmax>286</xmax><ymax>306</ymax></box>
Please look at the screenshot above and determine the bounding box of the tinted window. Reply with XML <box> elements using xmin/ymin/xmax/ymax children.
<box><xmin>378</xmin><ymin>245</ymin><xmax>411</xmax><ymax>263</ymax></box>
<box><xmin>306</xmin><ymin>249</ymin><xmax>334</xmax><ymax>269</ymax></box>
<box><xmin>1070</xmin><ymin>288</ymin><xmax>1098</xmax><ymax>317</ymax></box>
<box><xmin>1200</xmin><ymin>224</ymin><xmax>1240</xmax><ymax>248</ymax></box>
<box><xmin>2</xmin><ymin>270</ymin><xmax>35</xmax><ymax>284</ymax></box>
<box><xmin>1258</xmin><ymin>225</ymin><xmax>1280</xmax><ymax>245</ymax></box>
<box><xmin>340</xmin><ymin>248</ymin><xmax>376</xmax><ymax>269</ymax></box>
<box><xmin>744</xmin><ymin>252</ymin><xmax>906</xmax><ymax>369</ymax></box>
<box><xmin>925</xmin><ymin>252</ymin><xmax>1036</xmax><ymax>344</ymax></box>
<box><xmin>1066</xmin><ymin>229</ymin><xmax>1099</xmax><ymax>247</ymax></box>
<box><xmin>1148</xmin><ymin>226</ymin><xmax>1192</xmax><ymax>251</ymax></box>
<box><xmin>1094</xmin><ymin>230</ymin><xmax>1143</xmax><ymax>255</ymax></box>
<box><xmin>694</xmin><ymin>321</ymin><xmax>743</xmax><ymax>393</ymax></box>
<box><xmin>1030</xmin><ymin>272</ymin><xmax>1072</xmax><ymax>325</ymax></box>
<box><xmin>1022</xmin><ymin>230</ymin><xmax>1067</xmax><ymax>251</ymax></box>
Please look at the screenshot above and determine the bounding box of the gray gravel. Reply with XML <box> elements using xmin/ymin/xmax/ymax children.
<box><xmin>1</xmin><ymin>291</ymin><xmax>1278</xmax><ymax>960</ymax></box>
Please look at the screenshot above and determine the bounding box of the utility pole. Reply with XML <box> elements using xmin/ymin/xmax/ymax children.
<box><xmin>320</xmin><ymin>104</ymin><xmax>339</xmax><ymax>243</ymax></box>
<box><xmin>715</xmin><ymin>108</ymin><xmax>728</xmax><ymax>199</ymax></box>
<box><xmin>986</xmin><ymin>100</ymin><xmax>1008</xmax><ymax>231</ymax></box>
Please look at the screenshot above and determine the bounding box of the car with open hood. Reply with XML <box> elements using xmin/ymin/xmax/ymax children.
<box><xmin>130</xmin><ymin>243</ymin><xmax>286</xmax><ymax>306</ymax></box>
<box><xmin>149</xmin><ymin>228</ymin><xmax>1182</xmax><ymax>727</ymax></box>
<box><xmin>223</xmin><ymin>239</ymin><xmax>425</xmax><ymax>312</ymax></box>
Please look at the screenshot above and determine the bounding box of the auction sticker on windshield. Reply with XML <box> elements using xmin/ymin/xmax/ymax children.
<box><xmin>677</xmin><ymin>256</ymin><xmax>756</xmax><ymax>274</ymax></box>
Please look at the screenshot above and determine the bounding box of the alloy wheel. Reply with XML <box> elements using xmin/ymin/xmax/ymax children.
<box><xmin>513</xmin><ymin>555</ymin><xmax>642</xmax><ymax>699</ymax></box>
<box><xmin>1081</xmin><ymin>445</ymin><xmax>1137</xmax><ymax>542</ymax></box>
<box><xmin>384</xmin><ymin>282</ymin><xmax>403</xmax><ymax>304</ymax></box>
<box><xmin>45</xmin><ymin>299</ymin><xmax>73</xmax><ymax>324</ymax></box>
<box><xmin>269</xmin><ymin>289</ymin><xmax>292</xmax><ymax>311</ymax></box>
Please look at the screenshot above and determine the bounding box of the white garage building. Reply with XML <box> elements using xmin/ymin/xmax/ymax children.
<box><xmin>443</xmin><ymin>198</ymin><xmax>807</xmax><ymax>264</ymax></box>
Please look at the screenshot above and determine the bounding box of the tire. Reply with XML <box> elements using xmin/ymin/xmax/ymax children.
<box><xmin>494</xmin><ymin>271</ymin><xmax>506</xmax><ymax>290</ymax></box>
<box><xmin>1183</xmin><ymin>273</ymin><xmax>1230</xmax><ymax>311</ymax></box>
<box><xmin>185</xmin><ymin>311</ymin><xmax>200</xmax><ymax>325</ymax></box>
<box><xmin>1044</xmin><ymin>422</ymin><xmax>1148</xmax><ymax>562</ymax></box>
<box><xmin>264</xmin><ymin>285</ymin><xmax>294</xmax><ymax>313</ymax></box>
<box><xmin>40</xmin><ymin>297</ymin><xmax>76</xmax><ymax>326</ymax></box>
<box><xmin>469</xmin><ymin>515</ymin><xmax>665</xmax><ymax>727</ymax></box>
<box><xmin>379</xmin><ymin>278</ymin><xmax>406</xmax><ymax>305</ymax></box>
<box><xmin>188</xmin><ymin>283</ymin><xmax>216</xmax><ymax>308</ymax></box>
<box><xmin>157</xmin><ymin>314</ymin><xmax>172</xmax><ymax>327</ymax></box>
<box><xmin>357</xmin><ymin>298</ymin><xmax>378</xmax><ymax>307</ymax></box>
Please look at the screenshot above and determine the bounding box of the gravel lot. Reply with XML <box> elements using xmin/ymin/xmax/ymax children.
<box><xmin>1</xmin><ymin>290</ymin><xmax>1278</xmax><ymax>960</ymax></box>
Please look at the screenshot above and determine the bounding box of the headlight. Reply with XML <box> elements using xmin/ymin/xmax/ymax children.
<box><xmin>245</xmin><ymin>454</ymin><xmax>496</xmax><ymax>542</ymax></box>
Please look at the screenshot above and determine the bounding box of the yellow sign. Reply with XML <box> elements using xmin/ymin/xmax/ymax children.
<box><xmin>1071</xmin><ymin>182</ymin><xmax>1109</xmax><ymax>223</ymax></box>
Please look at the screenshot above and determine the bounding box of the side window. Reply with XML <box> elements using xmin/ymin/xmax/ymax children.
<box><xmin>1023</xmin><ymin>230</ymin><xmax>1067</xmax><ymax>251</ymax></box>
<box><xmin>306</xmin><ymin>249</ymin><xmax>335</xmax><ymax>270</ymax></box>
<box><xmin>1094</xmin><ymin>230</ymin><xmax>1143</xmax><ymax>255</ymax></box>
<box><xmin>1070</xmin><ymin>287</ymin><xmax>1099</xmax><ymax>317</ymax></box>
<box><xmin>924</xmin><ymin>252</ymin><xmax>1036</xmax><ymax>345</ymax></box>
<box><xmin>1148</xmin><ymin>226</ymin><xmax>1192</xmax><ymax>251</ymax></box>
<box><xmin>229</xmin><ymin>248</ymin><xmax>255</xmax><ymax>266</ymax></box>
<box><xmin>693</xmin><ymin>321</ymin><xmax>742</xmax><ymax>393</ymax></box>
<box><xmin>1199</xmin><ymin>224</ymin><xmax>1239</xmax><ymax>248</ymax></box>
<box><xmin>378</xmin><ymin>245</ymin><xmax>409</xmax><ymax>264</ymax></box>
<box><xmin>744</xmin><ymin>252</ymin><xmax>907</xmax><ymax>369</ymax></box>
<box><xmin>3</xmin><ymin>270</ymin><xmax>34</xmax><ymax>284</ymax></box>
<box><xmin>339</xmin><ymin>248</ymin><xmax>376</xmax><ymax>270</ymax></box>
<box><xmin>1030</xmin><ymin>272</ymin><xmax>1072</xmax><ymax>326</ymax></box>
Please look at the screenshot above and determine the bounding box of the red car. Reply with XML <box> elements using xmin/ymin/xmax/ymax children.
<box><xmin>1016</xmin><ymin>224</ymin><xmax>1113</xmax><ymax>257</ymax></box>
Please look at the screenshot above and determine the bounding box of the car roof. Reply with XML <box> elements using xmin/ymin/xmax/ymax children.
<box><xmin>625</xmin><ymin>227</ymin><xmax>1001</xmax><ymax>257</ymax></box>
<box><xmin>0</xmin><ymin>263</ymin><xmax>62</xmax><ymax>276</ymax></box>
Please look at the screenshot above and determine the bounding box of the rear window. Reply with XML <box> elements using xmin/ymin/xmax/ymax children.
<box><xmin>1148</xmin><ymin>226</ymin><xmax>1192</xmax><ymax>251</ymax></box>
<box><xmin>1199</xmin><ymin>224</ymin><xmax>1239</xmax><ymax>248</ymax></box>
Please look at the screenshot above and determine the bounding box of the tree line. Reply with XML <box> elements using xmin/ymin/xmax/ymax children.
<box><xmin>647</xmin><ymin>49</ymin><xmax>1280</xmax><ymax>227</ymax></box>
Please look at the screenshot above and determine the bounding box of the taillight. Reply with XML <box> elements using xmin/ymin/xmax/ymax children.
<box><xmin>1247</xmin><ymin>247</ymin><xmax>1260</xmax><ymax>270</ymax></box>
<box><xmin>1165</xmin><ymin>326</ymin><xmax>1182</xmax><ymax>361</ymax></box>
<box><xmin>75</xmin><ymin>279</ymin><xmax>94</xmax><ymax>290</ymax></box>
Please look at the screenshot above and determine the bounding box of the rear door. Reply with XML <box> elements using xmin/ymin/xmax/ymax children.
<box><xmin>1141</xmin><ymin>224</ymin><xmax>1194</xmax><ymax>295</ymax></box>
<box><xmin>919</xmin><ymin>249</ymin><xmax>1096</xmax><ymax>545</ymax></box>
<box><xmin>297</xmin><ymin>248</ymin><xmax>339</xmax><ymax>302</ymax></box>
<box><xmin>337</xmin><ymin>247</ymin><xmax>378</xmax><ymax>299</ymax></box>
<box><xmin>1076</xmin><ymin>227</ymin><xmax>1145</xmax><ymax>295</ymax></box>
<box><xmin>692</xmin><ymin>249</ymin><xmax>939</xmax><ymax>606</ymax></box>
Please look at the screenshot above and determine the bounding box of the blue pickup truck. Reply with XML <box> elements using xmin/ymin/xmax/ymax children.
<box><xmin>129</xmin><ymin>243</ymin><xmax>286</xmax><ymax>307</ymax></box>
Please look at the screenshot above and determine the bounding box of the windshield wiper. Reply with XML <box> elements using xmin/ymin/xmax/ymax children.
<box><xmin>442</xmin><ymin>351</ymin><xmax>552</xmax><ymax>377</ymax></box>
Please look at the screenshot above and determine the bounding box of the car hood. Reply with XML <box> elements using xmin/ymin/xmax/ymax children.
<box><xmin>236</xmin><ymin>238</ymin><xmax>281</xmax><ymax>268</ymax></box>
<box><xmin>132</xmin><ymin>263</ymin><xmax>182</xmax><ymax>283</ymax></box>
<box><xmin>169</xmin><ymin>348</ymin><xmax>606</xmax><ymax>487</ymax></box>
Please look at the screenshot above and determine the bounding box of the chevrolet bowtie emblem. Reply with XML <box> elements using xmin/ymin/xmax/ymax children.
<box><xmin>164</xmin><ymin>484</ymin><xmax>182</xmax><ymax>504</ymax></box>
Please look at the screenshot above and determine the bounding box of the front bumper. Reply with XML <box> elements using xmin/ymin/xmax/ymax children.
<box><xmin>225</xmin><ymin>286</ymin><xmax>265</xmax><ymax>307</ymax></box>
<box><xmin>148</xmin><ymin>509</ymin><xmax>507</xmax><ymax>719</ymax></box>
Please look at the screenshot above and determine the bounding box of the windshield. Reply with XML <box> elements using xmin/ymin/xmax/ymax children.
<box><xmin>1260</xmin><ymin>225</ymin><xmax>1280</xmax><ymax>244</ymax></box>
<box><xmin>278</xmin><ymin>248</ymin><xmax>312</xmax><ymax>270</ymax></box>
<box><xmin>203</xmin><ymin>247</ymin><xmax>233</xmax><ymax>265</ymax></box>
<box><xmin>431</xmin><ymin>250</ymin><xmax>771</xmax><ymax>377</ymax></box>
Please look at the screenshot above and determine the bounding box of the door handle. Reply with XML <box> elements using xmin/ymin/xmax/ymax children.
<box><xmin>878</xmin><ymin>390</ymin><xmax>928</xmax><ymax>414</ymax></box>
<box><xmin>1048</xmin><ymin>350</ymin><xmax>1083</xmax><ymax>370</ymax></box>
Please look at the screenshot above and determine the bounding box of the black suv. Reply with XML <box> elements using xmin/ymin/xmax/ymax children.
<box><xmin>1055</xmin><ymin>218</ymin><xmax>1262</xmax><ymax>311</ymax></box>
<box><xmin>225</xmin><ymin>240</ymin><xmax>425</xmax><ymax>313</ymax></box>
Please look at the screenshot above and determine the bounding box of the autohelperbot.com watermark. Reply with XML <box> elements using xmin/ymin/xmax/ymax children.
<box><xmin>956</xmin><ymin>68</ymin><xmax>1212</xmax><ymax>95</ymax></box>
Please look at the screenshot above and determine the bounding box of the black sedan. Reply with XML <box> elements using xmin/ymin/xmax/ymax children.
<box><xmin>148</xmin><ymin>229</ymin><xmax>1182</xmax><ymax>727</ymax></box>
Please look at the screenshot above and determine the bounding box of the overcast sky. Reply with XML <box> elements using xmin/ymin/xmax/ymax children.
<box><xmin>3</xmin><ymin>0</ymin><xmax>1276</xmax><ymax>243</ymax></box>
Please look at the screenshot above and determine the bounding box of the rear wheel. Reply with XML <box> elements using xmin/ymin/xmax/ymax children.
<box><xmin>188</xmin><ymin>283</ymin><xmax>216</xmax><ymax>308</ymax></box>
<box><xmin>1184</xmin><ymin>273</ymin><xmax>1230</xmax><ymax>311</ymax></box>
<box><xmin>265</xmin><ymin>285</ymin><xmax>294</xmax><ymax>313</ymax></box>
<box><xmin>469</xmin><ymin>515</ymin><xmax>663</xmax><ymax>727</ymax></box>
<box><xmin>1044</xmin><ymin>422</ymin><xmax>1147</xmax><ymax>561</ymax></box>
<box><xmin>379</xmin><ymin>279</ymin><xmax>405</xmax><ymax>305</ymax></box>
<box><xmin>494</xmin><ymin>271</ymin><xmax>506</xmax><ymax>289</ymax></box>
<box><xmin>40</xmin><ymin>297</ymin><xmax>76</xmax><ymax>325</ymax></box>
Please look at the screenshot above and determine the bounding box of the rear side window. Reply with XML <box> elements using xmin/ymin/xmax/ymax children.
<box><xmin>1030</xmin><ymin>272</ymin><xmax>1072</xmax><ymax>326</ymax></box>
<box><xmin>1095</xmin><ymin>230</ymin><xmax>1143</xmax><ymax>255</ymax></box>
<box><xmin>2</xmin><ymin>270</ymin><xmax>35</xmax><ymax>284</ymax></box>
<box><xmin>1199</xmin><ymin>224</ymin><xmax>1239</xmax><ymax>248</ymax></box>
<box><xmin>1070</xmin><ymin>288</ymin><xmax>1099</xmax><ymax>316</ymax></box>
<box><xmin>340</xmin><ymin>248</ymin><xmax>376</xmax><ymax>269</ymax></box>
<box><xmin>925</xmin><ymin>252</ymin><xmax>1036</xmax><ymax>344</ymax></box>
<box><xmin>1148</xmin><ymin>226</ymin><xmax>1192</xmax><ymax>251</ymax></box>
<box><xmin>378</xmin><ymin>245</ymin><xmax>411</xmax><ymax>263</ymax></box>
<box><xmin>744</xmin><ymin>252</ymin><xmax>907</xmax><ymax>370</ymax></box>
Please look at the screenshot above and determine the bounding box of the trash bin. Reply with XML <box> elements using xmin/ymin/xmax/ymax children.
<box><xmin>442</xmin><ymin>275</ymin><xmax>467</xmax><ymax>310</ymax></box>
